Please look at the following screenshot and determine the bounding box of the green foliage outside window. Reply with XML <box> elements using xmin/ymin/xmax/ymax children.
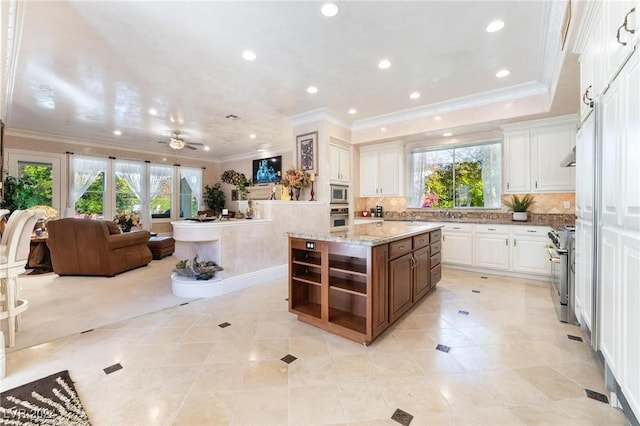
<box><xmin>1</xmin><ymin>164</ymin><xmax>52</xmax><ymax>211</ymax></box>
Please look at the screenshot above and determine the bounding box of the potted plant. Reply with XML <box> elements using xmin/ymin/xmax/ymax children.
<box><xmin>221</xmin><ymin>170</ymin><xmax>250</xmax><ymax>200</ymax></box>
<box><xmin>504</xmin><ymin>194</ymin><xmax>535</xmax><ymax>221</ymax></box>
<box><xmin>203</xmin><ymin>182</ymin><xmax>225</xmax><ymax>214</ymax></box>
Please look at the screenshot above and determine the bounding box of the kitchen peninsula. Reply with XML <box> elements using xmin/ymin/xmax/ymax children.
<box><xmin>288</xmin><ymin>222</ymin><xmax>442</xmax><ymax>345</ymax></box>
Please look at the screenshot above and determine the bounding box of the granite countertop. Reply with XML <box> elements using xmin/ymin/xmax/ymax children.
<box><xmin>288</xmin><ymin>222</ymin><xmax>442</xmax><ymax>246</ymax></box>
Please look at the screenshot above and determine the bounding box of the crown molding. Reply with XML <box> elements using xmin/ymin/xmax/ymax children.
<box><xmin>287</xmin><ymin>108</ymin><xmax>348</xmax><ymax>129</ymax></box>
<box><xmin>499</xmin><ymin>113</ymin><xmax>579</xmax><ymax>131</ymax></box>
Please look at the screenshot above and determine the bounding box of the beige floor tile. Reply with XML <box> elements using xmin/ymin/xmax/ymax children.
<box><xmin>206</xmin><ymin>339</ymin><xmax>253</xmax><ymax>363</ymax></box>
<box><xmin>410</xmin><ymin>349</ymin><xmax>466</xmax><ymax>375</ymax></box>
<box><xmin>370</xmin><ymin>351</ymin><xmax>425</xmax><ymax>378</ymax></box>
<box><xmin>288</xmin><ymin>355</ymin><xmax>336</xmax><ymax>386</ymax></box>
<box><xmin>161</xmin><ymin>342</ymin><xmax>214</xmax><ymax>365</ymax></box>
<box><xmin>514</xmin><ymin>365</ymin><xmax>585</xmax><ymax>400</ymax></box>
<box><xmin>427</xmin><ymin>328</ymin><xmax>477</xmax><ymax>348</ymax></box>
<box><xmin>173</xmin><ymin>391</ymin><xmax>235</xmax><ymax>426</ymax></box>
<box><xmin>241</xmin><ymin>360</ymin><xmax>289</xmax><ymax>389</ymax></box>
<box><xmin>246</xmin><ymin>338</ymin><xmax>289</xmax><ymax>361</ymax></box>
<box><xmin>289</xmin><ymin>384</ymin><xmax>346</xmax><ymax>425</ymax></box>
<box><xmin>447</xmin><ymin>406</ymin><xmax>527</xmax><ymax>425</ymax></box>
<box><xmin>105</xmin><ymin>393</ymin><xmax>185</xmax><ymax>426</ymax></box>
<box><xmin>190</xmin><ymin>362</ymin><xmax>249</xmax><ymax>392</ymax></box>
<box><xmin>289</xmin><ymin>334</ymin><xmax>330</xmax><ymax>357</ymax></box>
<box><xmin>472</xmin><ymin>369</ymin><xmax>550</xmax><ymax>407</ymax></box>
<box><xmin>230</xmin><ymin>387</ymin><xmax>288</xmax><ymax>426</ymax></box>
<box><xmin>331</xmin><ymin>354</ymin><xmax>379</xmax><ymax>384</ymax></box>
<box><xmin>338</xmin><ymin>381</ymin><xmax>397</xmax><ymax>423</ymax></box>
<box><xmin>179</xmin><ymin>325</ymin><xmax>223</xmax><ymax>343</ymax></box>
<box><xmin>426</xmin><ymin>373</ymin><xmax>502</xmax><ymax>411</ymax></box>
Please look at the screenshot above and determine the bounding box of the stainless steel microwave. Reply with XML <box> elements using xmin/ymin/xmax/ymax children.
<box><xmin>330</xmin><ymin>185</ymin><xmax>348</xmax><ymax>204</ymax></box>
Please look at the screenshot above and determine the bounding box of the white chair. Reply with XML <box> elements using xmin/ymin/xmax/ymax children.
<box><xmin>0</xmin><ymin>209</ymin><xmax>43</xmax><ymax>347</ymax></box>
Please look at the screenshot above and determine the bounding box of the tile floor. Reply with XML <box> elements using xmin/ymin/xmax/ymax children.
<box><xmin>2</xmin><ymin>269</ymin><xmax>630</xmax><ymax>425</ymax></box>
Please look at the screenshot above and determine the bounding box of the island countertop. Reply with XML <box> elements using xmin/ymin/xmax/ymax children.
<box><xmin>287</xmin><ymin>221</ymin><xmax>442</xmax><ymax>246</ymax></box>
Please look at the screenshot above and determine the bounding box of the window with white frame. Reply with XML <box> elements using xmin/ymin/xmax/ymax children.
<box><xmin>69</xmin><ymin>155</ymin><xmax>108</xmax><ymax>218</ymax></box>
<box><xmin>179</xmin><ymin>167</ymin><xmax>203</xmax><ymax>218</ymax></box>
<box><xmin>150</xmin><ymin>164</ymin><xmax>173</xmax><ymax>218</ymax></box>
<box><xmin>409</xmin><ymin>141</ymin><xmax>502</xmax><ymax>209</ymax></box>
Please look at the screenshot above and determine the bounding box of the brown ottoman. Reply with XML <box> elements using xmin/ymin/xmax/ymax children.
<box><xmin>147</xmin><ymin>236</ymin><xmax>175</xmax><ymax>260</ymax></box>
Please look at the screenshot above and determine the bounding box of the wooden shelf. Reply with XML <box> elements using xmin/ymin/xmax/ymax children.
<box><xmin>292</xmin><ymin>272</ymin><xmax>321</xmax><ymax>286</ymax></box>
<box><xmin>329</xmin><ymin>307</ymin><xmax>366</xmax><ymax>334</ymax></box>
<box><xmin>329</xmin><ymin>260</ymin><xmax>367</xmax><ymax>276</ymax></box>
<box><xmin>329</xmin><ymin>277</ymin><xmax>366</xmax><ymax>295</ymax></box>
<box><xmin>292</xmin><ymin>301</ymin><xmax>321</xmax><ymax>319</ymax></box>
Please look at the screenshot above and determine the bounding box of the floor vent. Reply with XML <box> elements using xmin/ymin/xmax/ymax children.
<box><xmin>391</xmin><ymin>408</ymin><xmax>413</xmax><ymax>425</ymax></box>
<box><xmin>585</xmin><ymin>389</ymin><xmax>609</xmax><ymax>403</ymax></box>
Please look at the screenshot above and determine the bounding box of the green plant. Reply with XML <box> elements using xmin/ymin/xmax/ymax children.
<box><xmin>220</xmin><ymin>170</ymin><xmax>250</xmax><ymax>199</ymax></box>
<box><xmin>204</xmin><ymin>183</ymin><xmax>225</xmax><ymax>212</ymax></box>
<box><xmin>503</xmin><ymin>194</ymin><xmax>535</xmax><ymax>212</ymax></box>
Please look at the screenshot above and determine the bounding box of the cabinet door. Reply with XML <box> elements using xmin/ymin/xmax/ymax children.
<box><xmin>389</xmin><ymin>253</ymin><xmax>413</xmax><ymax>323</ymax></box>
<box><xmin>413</xmin><ymin>246</ymin><xmax>431</xmax><ymax>301</ymax></box>
<box><xmin>605</xmin><ymin>0</ymin><xmax>637</xmax><ymax>80</ymax></box>
<box><xmin>473</xmin><ymin>233</ymin><xmax>510</xmax><ymax>270</ymax></box>
<box><xmin>601</xmin><ymin>76</ymin><xmax>622</xmax><ymax>226</ymax></box>
<box><xmin>360</xmin><ymin>150</ymin><xmax>379</xmax><ymax>196</ymax></box>
<box><xmin>531</xmin><ymin>125</ymin><xmax>576</xmax><ymax>192</ymax></box>
<box><xmin>330</xmin><ymin>144</ymin><xmax>350</xmax><ymax>184</ymax></box>
<box><xmin>511</xmin><ymin>236</ymin><xmax>551</xmax><ymax>275</ymax></box>
<box><xmin>576</xmin><ymin>116</ymin><xmax>595</xmax><ymax>221</ymax></box>
<box><xmin>620</xmin><ymin>231</ymin><xmax>640</xmax><ymax>418</ymax></box>
<box><xmin>575</xmin><ymin>220</ymin><xmax>594</xmax><ymax>331</ymax></box>
<box><xmin>503</xmin><ymin>131</ymin><xmax>531</xmax><ymax>193</ymax></box>
<box><xmin>377</xmin><ymin>148</ymin><xmax>401</xmax><ymax>196</ymax></box>
<box><xmin>599</xmin><ymin>227</ymin><xmax>621</xmax><ymax>377</ymax></box>
<box><xmin>441</xmin><ymin>232</ymin><xmax>473</xmax><ymax>266</ymax></box>
<box><xmin>371</xmin><ymin>245</ymin><xmax>389</xmax><ymax>338</ymax></box>
<box><xmin>620</xmin><ymin>50</ymin><xmax>640</xmax><ymax>230</ymax></box>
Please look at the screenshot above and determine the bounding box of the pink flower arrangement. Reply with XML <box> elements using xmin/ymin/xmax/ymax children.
<box><xmin>422</xmin><ymin>192</ymin><xmax>439</xmax><ymax>207</ymax></box>
<box><xmin>282</xmin><ymin>167</ymin><xmax>310</xmax><ymax>189</ymax></box>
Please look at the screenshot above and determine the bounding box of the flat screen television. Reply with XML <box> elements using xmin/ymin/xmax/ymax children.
<box><xmin>252</xmin><ymin>155</ymin><xmax>282</xmax><ymax>184</ymax></box>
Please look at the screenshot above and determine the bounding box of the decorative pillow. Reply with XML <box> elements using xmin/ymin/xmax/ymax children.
<box><xmin>105</xmin><ymin>220</ymin><xmax>122</xmax><ymax>234</ymax></box>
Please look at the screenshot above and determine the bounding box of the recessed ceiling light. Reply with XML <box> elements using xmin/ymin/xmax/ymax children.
<box><xmin>434</xmin><ymin>116</ymin><xmax>441</xmax><ymax>121</ymax></box>
<box><xmin>307</xmin><ymin>86</ymin><xmax>318</xmax><ymax>94</ymax></box>
<box><xmin>381</xmin><ymin>127</ymin><xmax>387</xmax><ymax>132</ymax></box>
<box><xmin>204</xmin><ymin>146</ymin><xmax>210</xmax><ymax>151</ymax></box>
<box><xmin>496</xmin><ymin>69</ymin><xmax>510</xmax><ymax>78</ymax></box>
<box><xmin>409</xmin><ymin>92</ymin><xmax>421</xmax><ymax>99</ymax></box>
<box><xmin>348</xmin><ymin>108</ymin><xmax>357</xmax><ymax>114</ymax></box>
<box><xmin>486</xmin><ymin>20</ymin><xmax>505</xmax><ymax>33</ymax></box>
<box><xmin>378</xmin><ymin>59</ymin><xmax>391</xmax><ymax>69</ymax></box>
<box><xmin>148</xmin><ymin>108</ymin><xmax>157</xmax><ymax>116</ymax></box>
<box><xmin>242</xmin><ymin>50</ymin><xmax>256</xmax><ymax>61</ymax></box>
<box><xmin>250</xmin><ymin>133</ymin><xmax>256</xmax><ymax>139</ymax></box>
<box><xmin>443</xmin><ymin>132</ymin><xmax>453</xmax><ymax>137</ymax></box>
<box><xmin>321</xmin><ymin>3</ymin><xmax>339</xmax><ymax>17</ymax></box>
<box><xmin>113</xmin><ymin>130</ymin><xmax>122</xmax><ymax>136</ymax></box>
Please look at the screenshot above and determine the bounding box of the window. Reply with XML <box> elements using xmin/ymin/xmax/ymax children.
<box><xmin>179</xmin><ymin>167</ymin><xmax>203</xmax><ymax>218</ymax></box>
<box><xmin>150</xmin><ymin>164</ymin><xmax>173</xmax><ymax>218</ymax></box>
<box><xmin>70</xmin><ymin>155</ymin><xmax>108</xmax><ymax>218</ymax></box>
<box><xmin>17</xmin><ymin>161</ymin><xmax>53</xmax><ymax>206</ymax></box>
<box><xmin>114</xmin><ymin>160</ymin><xmax>144</xmax><ymax>215</ymax></box>
<box><xmin>409</xmin><ymin>141</ymin><xmax>501</xmax><ymax>208</ymax></box>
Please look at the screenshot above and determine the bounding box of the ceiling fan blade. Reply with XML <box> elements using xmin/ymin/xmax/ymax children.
<box><xmin>184</xmin><ymin>144</ymin><xmax>198</xmax><ymax>150</ymax></box>
<box><xmin>187</xmin><ymin>142</ymin><xmax>204</xmax><ymax>146</ymax></box>
<box><xmin>158</xmin><ymin>140</ymin><xmax>169</xmax><ymax>144</ymax></box>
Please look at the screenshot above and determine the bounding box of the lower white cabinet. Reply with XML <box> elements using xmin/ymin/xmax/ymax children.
<box><xmin>473</xmin><ymin>225</ymin><xmax>510</xmax><ymax>270</ymax></box>
<box><xmin>510</xmin><ymin>226</ymin><xmax>552</xmax><ymax>276</ymax></box>
<box><xmin>574</xmin><ymin>219</ymin><xmax>594</xmax><ymax>330</ymax></box>
<box><xmin>438</xmin><ymin>222</ymin><xmax>551</xmax><ymax>278</ymax></box>
<box><xmin>441</xmin><ymin>223</ymin><xmax>473</xmax><ymax>266</ymax></box>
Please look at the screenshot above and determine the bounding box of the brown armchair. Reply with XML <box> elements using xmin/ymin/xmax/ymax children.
<box><xmin>46</xmin><ymin>218</ymin><xmax>153</xmax><ymax>277</ymax></box>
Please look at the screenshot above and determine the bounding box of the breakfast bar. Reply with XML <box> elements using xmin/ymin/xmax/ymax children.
<box><xmin>287</xmin><ymin>222</ymin><xmax>442</xmax><ymax>345</ymax></box>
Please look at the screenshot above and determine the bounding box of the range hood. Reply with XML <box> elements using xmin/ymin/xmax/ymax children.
<box><xmin>560</xmin><ymin>146</ymin><xmax>576</xmax><ymax>167</ymax></box>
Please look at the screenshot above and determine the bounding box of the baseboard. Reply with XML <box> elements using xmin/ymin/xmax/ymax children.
<box><xmin>442</xmin><ymin>263</ymin><xmax>550</xmax><ymax>283</ymax></box>
<box><xmin>221</xmin><ymin>264</ymin><xmax>288</xmax><ymax>294</ymax></box>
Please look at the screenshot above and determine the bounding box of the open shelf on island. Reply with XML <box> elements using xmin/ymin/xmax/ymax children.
<box><xmin>329</xmin><ymin>277</ymin><xmax>366</xmax><ymax>295</ymax></box>
<box><xmin>291</xmin><ymin>301</ymin><xmax>321</xmax><ymax>319</ymax></box>
<box><xmin>329</xmin><ymin>260</ymin><xmax>367</xmax><ymax>276</ymax></box>
<box><xmin>328</xmin><ymin>307</ymin><xmax>366</xmax><ymax>335</ymax></box>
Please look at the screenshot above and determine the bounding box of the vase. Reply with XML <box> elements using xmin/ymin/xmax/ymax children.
<box><xmin>293</xmin><ymin>188</ymin><xmax>301</xmax><ymax>200</ymax></box>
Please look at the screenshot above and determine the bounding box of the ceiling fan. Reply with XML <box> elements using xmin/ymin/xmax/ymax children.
<box><xmin>158</xmin><ymin>131</ymin><xmax>203</xmax><ymax>150</ymax></box>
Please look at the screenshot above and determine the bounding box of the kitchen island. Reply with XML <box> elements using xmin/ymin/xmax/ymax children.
<box><xmin>288</xmin><ymin>222</ymin><xmax>442</xmax><ymax>345</ymax></box>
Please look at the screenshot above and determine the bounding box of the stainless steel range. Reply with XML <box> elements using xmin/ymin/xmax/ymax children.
<box><xmin>547</xmin><ymin>225</ymin><xmax>578</xmax><ymax>325</ymax></box>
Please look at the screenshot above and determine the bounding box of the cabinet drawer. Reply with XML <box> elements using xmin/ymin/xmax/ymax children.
<box><xmin>441</xmin><ymin>223</ymin><xmax>472</xmax><ymax>233</ymax></box>
<box><xmin>290</xmin><ymin>238</ymin><xmax>325</xmax><ymax>252</ymax></box>
<box><xmin>430</xmin><ymin>264</ymin><xmax>442</xmax><ymax>285</ymax></box>
<box><xmin>389</xmin><ymin>238</ymin><xmax>412</xmax><ymax>259</ymax></box>
<box><xmin>430</xmin><ymin>240</ymin><xmax>441</xmax><ymax>254</ymax></box>
<box><xmin>429</xmin><ymin>229</ymin><xmax>442</xmax><ymax>243</ymax></box>
<box><xmin>475</xmin><ymin>224</ymin><xmax>509</xmax><ymax>234</ymax></box>
<box><xmin>413</xmin><ymin>233</ymin><xmax>429</xmax><ymax>249</ymax></box>
<box><xmin>430</xmin><ymin>251</ymin><xmax>441</xmax><ymax>267</ymax></box>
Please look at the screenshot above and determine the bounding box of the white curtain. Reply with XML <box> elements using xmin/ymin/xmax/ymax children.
<box><xmin>481</xmin><ymin>143</ymin><xmax>502</xmax><ymax>208</ymax></box>
<box><xmin>115</xmin><ymin>160</ymin><xmax>146</xmax><ymax>227</ymax></box>
<box><xmin>148</xmin><ymin>164</ymin><xmax>173</xmax><ymax>225</ymax></box>
<box><xmin>409</xmin><ymin>151</ymin><xmax>428</xmax><ymax>208</ymax></box>
<box><xmin>180</xmin><ymin>167</ymin><xmax>203</xmax><ymax>211</ymax></box>
<box><xmin>65</xmin><ymin>155</ymin><xmax>108</xmax><ymax>217</ymax></box>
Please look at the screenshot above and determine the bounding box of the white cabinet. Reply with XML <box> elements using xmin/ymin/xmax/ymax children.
<box><xmin>620</xmin><ymin>231</ymin><xmax>640</xmax><ymax>416</ymax></box>
<box><xmin>473</xmin><ymin>225</ymin><xmax>510</xmax><ymax>270</ymax></box>
<box><xmin>359</xmin><ymin>142</ymin><xmax>404</xmax><ymax>197</ymax></box>
<box><xmin>502</xmin><ymin>116</ymin><xmax>577</xmax><ymax>194</ymax></box>
<box><xmin>510</xmin><ymin>226</ymin><xmax>552</xmax><ymax>276</ymax></box>
<box><xmin>599</xmin><ymin>226</ymin><xmax>621</xmax><ymax>377</ymax></box>
<box><xmin>601</xmin><ymin>49</ymin><xmax>640</xmax><ymax>230</ymax></box>
<box><xmin>575</xmin><ymin>115</ymin><xmax>595</xmax><ymax>221</ymax></box>
<box><xmin>441</xmin><ymin>223</ymin><xmax>473</xmax><ymax>266</ymax></box>
<box><xmin>503</xmin><ymin>131</ymin><xmax>531</xmax><ymax>193</ymax></box>
<box><xmin>604</xmin><ymin>0</ymin><xmax>639</xmax><ymax>80</ymax></box>
<box><xmin>579</xmin><ymin>5</ymin><xmax>605</xmax><ymax>121</ymax></box>
<box><xmin>329</xmin><ymin>143</ymin><xmax>350</xmax><ymax>184</ymax></box>
<box><xmin>575</xmin><ymin>219</ymin><xmax>593</xmax><ymax>330</ymax></box>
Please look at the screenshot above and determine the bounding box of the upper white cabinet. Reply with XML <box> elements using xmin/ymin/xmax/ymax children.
<box><xmin>575</xmin><ymin>115</ymin><xmax>595</xmax><ymax>221</ymax></box>
<box><xmin>359</xmin><ymin>142</ymin><xmax>404</xmax><ymax>197</ymax></box>
<box><xmin>604</xmin><ymin>0</ymin><xmax>639</xmax><ymax>81</ymax></box>
<box><xmin>329</xmin><ymin>142</ymin><xmax>350</xmax><ymax>184</ymax></box>
<box><xmin>502</xmin><ymin>116</ymin><xmax>577</xmax><ymax>193</ymax></box>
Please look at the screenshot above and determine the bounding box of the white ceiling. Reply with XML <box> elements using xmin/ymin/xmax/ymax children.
<box><xmin>1</xmin><ymin>0</ymin><xmax>578</xmax><ymax>161</ymax></box>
